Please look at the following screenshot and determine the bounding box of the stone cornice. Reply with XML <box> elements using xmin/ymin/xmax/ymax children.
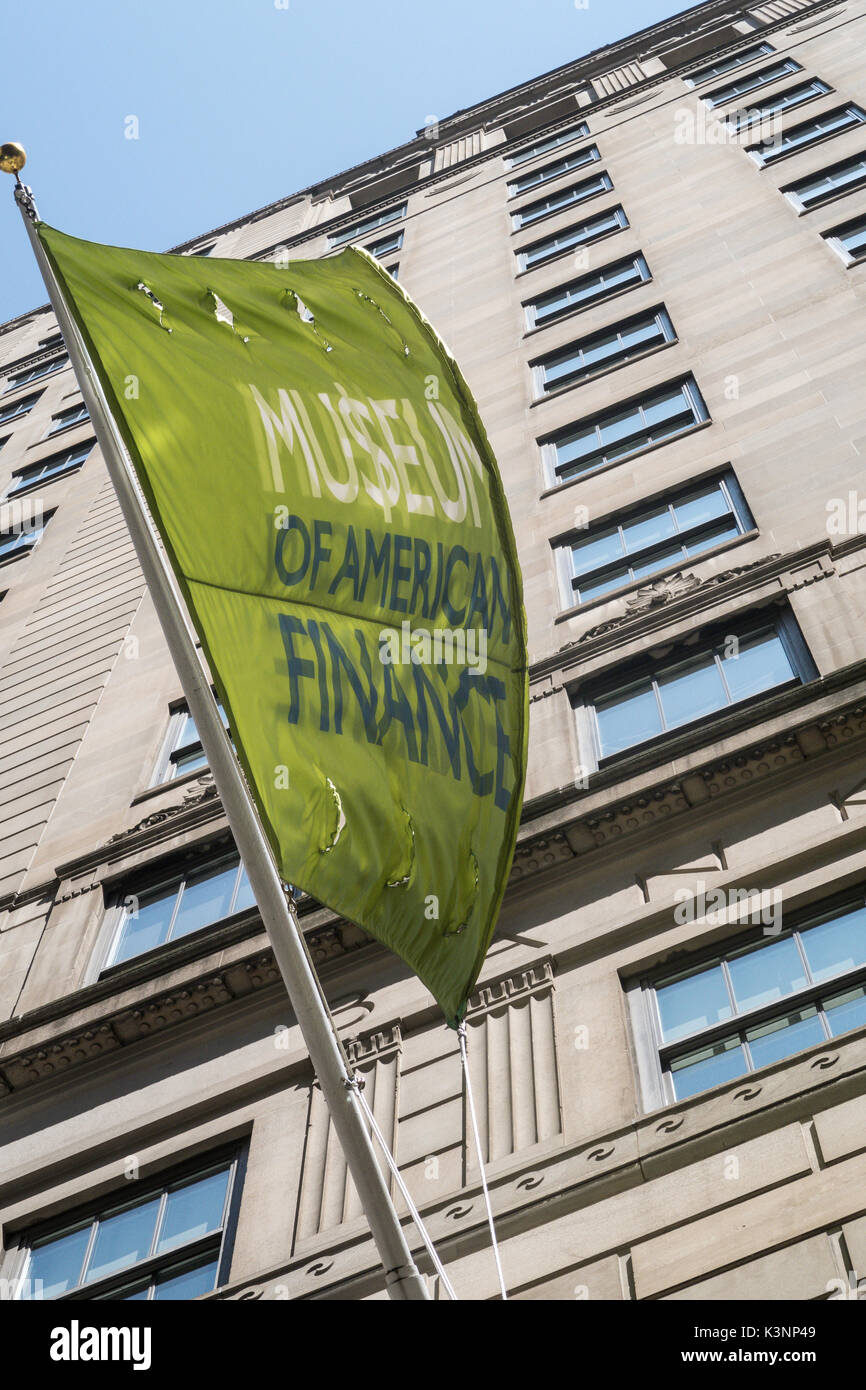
<box><xmin>211</xmin><ymin>1017</ymin><xmax>866</xmax><ymax>1300</ymax></box>
<box><xmin>512</xmin><ymin>679</ymin><xmax>866</xmax><ymax>885</ymax></box>
<box><xmin>0</xmin><ymin>918</ymin><xmax>372</xmax><ymax>1099</ymax></box>
<box><xmin>167</xmin><ymin>0</ymin><xmax>836</xmax><ymax>255</ymax></box>
<box><xmin>532</xmin><ymin>542</ymin><xmax>836</xmax><ymax>684</ymax></box>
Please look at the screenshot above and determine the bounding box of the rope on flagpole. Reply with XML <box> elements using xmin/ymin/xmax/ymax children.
<box><xmin>457</xmin><ymin>1021</ymin><xmax>508</xmax><ymax>1300</ymax></box>
<box><xmin>348</xmin><ymin>1075</ymin><xmax>459</xmax><ymax>1301</ymax></box>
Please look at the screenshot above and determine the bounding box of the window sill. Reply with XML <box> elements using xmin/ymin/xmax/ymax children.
<box><xmin>522</xmin><ymin>274</ymin><xmax>654</xmax><ymax>337</ymax></box>
<box><xmin>133</xmin><ymin>763</ymin><xmax>212</xmax><ymax>806</ymax></box>
<box><xmin>591</xmin><ymin>677</ymin><xmax>803</xmax><ymax>774</ymax></box>
<box><xmin>538</xmin><ymin>417</ymin><xmax>713</xmax><ymax>498</ymax></box>
<box><xmin>511</xmin><ymin>183</ymin><xmax>612</xmax><ymax>236</ymax></box>
<box><xmin>514</xmin><ymin>218</ymin><xmax>629</xmax><ymax>278</ymax></box>
<box><xmin>554</xmin><ymin>528</ymin><xmax>760</xmax><ymax>622</ymax></box>
<box><xmin>750</xmin><ymin>122</ymin><xmax>865</xmax><ymax>169</ymax></box>
<box><xmin>3</xmin><ymin>463</ymin><xmax>85</xmax><ymax>500</ymax></box>
<box><xmin>36</xmin><ymin>418</ymin><xmax>90</xmax><ymax>446</ymax></box>
<box><xmin>791</xmin><ymin>181</ymin><xmax>866</xmax><ymax>215</ymax></box>
<box><xmin>530</xmin><ymin>335</ymin><xmax>678</xmax><ymax>406</ymax></box>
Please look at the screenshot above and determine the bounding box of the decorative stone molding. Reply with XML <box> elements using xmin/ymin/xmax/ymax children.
<box><xmin>105</xmin><ymin>774</ymin><xmax>218</xmax><ymax>845</ymax></box>
<box><xmin>296</xmin><ymin>1023</ymin><xmax>403</xmax><ymax>1242</ymax></box>
<box><xmin>510</xmin><ymin>705</ymin><xmax>866</xmax><ymax>883</ymax></box>
<box><xmin>556</xmin><ymin>554</ymin><xmax>784</xmax><ymax>656</ymax></box>
<box><xmin>0</xmin><ymin>920</ymin><xmax>372</xmax><ymax>1099</ymax></box>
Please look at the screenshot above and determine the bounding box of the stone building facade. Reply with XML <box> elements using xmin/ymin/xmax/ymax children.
<box><xmin>1</xmin><ymin>0</ymin><xmax>866</xmax><ymax>1301</ymax></box>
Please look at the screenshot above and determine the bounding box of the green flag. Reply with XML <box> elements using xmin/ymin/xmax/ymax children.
<box><xmin>39</xmin><ymin>223</ymin><xmax>528</xmax><ymax>1024</ymax></box>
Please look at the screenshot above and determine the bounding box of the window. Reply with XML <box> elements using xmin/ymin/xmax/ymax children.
<box><xmin>783</xmin><ymin>152</ymin><xmax>866</xmax><ymax>211</ymax></box>
<box><xmin>186</xmin><ymin>243</ymin><xmax>215</xmax><ymax>257</ymax></box>
<box><xmin>533</xmin><ymin>305</ymin><xmax>675</xmax><ymax>397</ymax></box>
<box><xmin>47</xmin><ymin>400</ymin><xmax>90</xmax><ymax>434</ymax></box>
<box><xmin>506</xmin><ymin>122</ymin><xmax>590</xmax><ymax>168</ymax></box>
<box><xmin>824</xmin><ymin>214</ymin><xmax>866</xmax><ymax>265</ymax></box>
<box><xmin>589</xmin><ymin>613</ymin><xmax>810</xmax><ymax>761</ymax></box>
<box><xmin>508</xmin><ymin>144</ymin><xmax>601</xmax><ymax>196</ymax></box>
<box><xmin>542</xmin><ymin>375</ymin><xmax>708</xmax><ymax>485</ymax></box>
<box><xmin>329</xmin><ymin>202</ymin><xmax>406</xmax><ymax>248</ymax></box>
<box><xmin>363</xmin><ymin>229</ymin><xmax>404</xmax><ymax>258</ymax></box>
<box><xmin>560</xmin><ymin>473</ymin><xmax>754</xmax><ymax>605</ymax></box>
<box><xmin>106</xmin><ymin>854</ymin><xmax>255</xmax><ymax>968</ymax></box>
<box><xmin>18</xmin><ymin>1153</ymin><xmax>241</xmax><ymax>1300</ymax></box>
<box><xmin>386</xmin><ymin>263</ymin><xmax>399</xmax><ymax>280</ymax></box>
<box><xmin>512</xmin><ymin>170</ymin><xmax>613</xmax><ymax>229</ymax></box>
<box><xmin>704</xmin><ymin>57</ymin><xmax>802</xmax><ymax>108</ymax></box>
<box><xmin>747</xmin><ymin>103</ymin><xmax>866</xmax><ymax>166</ymax></box>
<box><xmin>724</xmin><ymin>77</ymin><xmax>832</xmax><ymax>133</ymax></box>
<box><xmin>0</xmin><ymin>518</ymin><xmax>47</xmax><ymax>565</ymax></box>
<box><xmin>518</xmin><ymin>205</ymin><xmax>629</xmax><ymax>271</ymax></box>
<box><xmin>154</xmin><ymin>700</ymin><xmax>229</xmax><ymax>783</ymax></box>
<box><xmin>646</xmin><ymin>896</ymin><xmax>866</xmax><ymax>1101</ymax></box>
<box><xmin>525</xmin><ymin>253</ymin><xmax>651</xmax><ymax>330</ymax></box>
<box><xmin>38</xmin><ymin>331</ymin><xmax>64</xmax><ymax>350</ymax></box>
<box><xmin>683</xmin><ymin>41</ymin><xmax>775</xmax><ymax>87</ymax></box>
<box><xmin>0</xmin><ymin>391</ymin><xmax>40</xmax><ymax>426</ymax></box>
<box><xmin>6</xmin><ymin>441</ymin><xmax>93</xmax><ymax>496</ymax></box>
<box><xmin>3</xmin><ymin>355</ymin><xmax>68</xmax><ymax>393</ymax></box>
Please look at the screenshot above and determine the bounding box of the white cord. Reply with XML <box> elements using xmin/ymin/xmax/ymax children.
<box><xmin>349</xmin><ymin>1079</ymin><xmax>459</xmax><ymax>1301</ymax></box>
<box><xmin>458</xmin><ymin>1021</ymin><xmax>508</xmax><ymax>1300</ymax></box>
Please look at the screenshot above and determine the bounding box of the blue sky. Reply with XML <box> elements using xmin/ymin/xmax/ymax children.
<box><xmin>1</xmin><ymin>0</ymin><xmax>684</xmax><ymax>323</ymax></box>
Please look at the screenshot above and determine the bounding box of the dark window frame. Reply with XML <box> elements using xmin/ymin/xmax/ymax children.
<box><xmin>505</xmin><ymin>122</ymin><xmax>591</xmax><ymax>169</ymax></box>
<box><xmin>683</xmin><ymin>40</ymin><xmax>776</xmax><ymax>88</ymax></box>
<box><xmin>555</xmin><ymin>469</ymin><xmax>755</xmax><ymax>608</ymax></box>
<box><xmin>531</xmin><ymin>303</ymin><xmax>676</xmax><ymax>397</ymax></box>
<box><xmin>703</xmin><ymin>56</ymin><xmax>803</xmax><ymax>109</ymax></box>
<box><xmin>524</xmin><ymin>252</ymin><xmax>652</xmax><ymax>331</ymax></box>
<box><xmin>782</xmin><ymin>149</ymin><xmax>866</xmax><ymax>213</ymax></box>
<box><xmin>16</xmin><ymin>1145</ymin><xmax>246</xmax><ymax>1302</ymax></box>
<box><xmin>746</xmin><ymin>102</ymin><xmax>866</xmax><ymax>167</ymax></box>
<box><xmin>540</xmin><ymin>374</ymin><xmax>710</xmax><ymax>488</ymax></box>
<box><xmin>511</xmin><ymin>169</ymin><xmax>614</xmax><ymax>230</ymax></box>
<box><xmin>579</xmin><ymin>608</ymin><xmax>814</xmax><ymax>769</ymax></box>
<box><xmin>639</xmin><ymin>888</ymin><xmax>866</xmax><ymax>1104</ymax></box>
<box><xmin>517</xmin><ymin>205</ymin><xmax>629</xmax><ymax>272</ymax></box>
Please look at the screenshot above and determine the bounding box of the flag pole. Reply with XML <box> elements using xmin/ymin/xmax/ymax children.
<box><xmin>4</xmin><ymin>150</ymin><xmax>430</xmax><ymax>1303</ymax></box>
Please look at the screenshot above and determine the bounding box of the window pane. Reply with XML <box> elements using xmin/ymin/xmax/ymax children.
<box><xmin>173</xmin><ymin>747</ymin><xmax>208</xmax><ymax>775</ymax></box>
<box><xmin>157</xmin><ymin>1169</ymin><xmax>230</xmax><ymax>1255</ymax></box>
<box><xmin>599</xmin><ymin>402</ymin><xmax>642</xmax><ymax>447</ymax></box>
<box><xmin>153</xmin><ymin>1258</ymin><xmax>219</xmax><ymax>1300</ymax></box>
<box><xmin>673</xmin><ymin>485</ymin><xmax>730</xmax><ymax>530</ymax></box>
<box><xmin>85</xmin><ymin>1198</ymin><xmax>161</xmax><ymax>1283</ymax></box>
<box><xmin>622</xmin><ymin>507</ymin><xmax>676</xmax><ymax>553</ymax></box>
<box><xmin>643</xmin><ymin>386</ymin><xmax>689</xmax><ymax>426</ymax></box>
<box><xmin>596</xmin><ymin>683</ymin><xmax>662</xmax><ymax>756</ymax></box>
<box><xmin>113</xmin><ymin>890</ymin><xmax>176</xmax><ymax>965</ymax></box>
<box><xmin>656</xmin><ymin>963</ymin><xmax>732</xmax><ymax>1043</ymax></box>
<box><xmin>721</xmin><ymin>632</ymin><xmax>794</xmax><ymax>702</ymax></box>
<box><xmin>685</xmin><ymin>520</ymin><xmax>741</xmax><ymax>555</ymax></box>
<box><xmin>233</xmin><ymin>866</ymin><xmax>255</xmax><ymax>913</ymax></box>
<box><xmin>746</xmin><ymin>1006</ymin><xmax>824</xmax><ymax>1069</ymax></box>
<box><xmin>631</xmin><ymin>546</ymin><xmax>682</xmax><ymax>579</ymax></box>
<box><xmin>28</xmin><ymin>1226</ymin><xmax>91</xmax><ymax>1299</ymax></box>
<box><xmin>824</xmin><ymin>985</ymin><xmax>866</xmax><ymax>1037</ymax></box>
<box><xmin>571</xmin><ymin>527</ymin><xmax>623</xmax><ymax>576</ymax></box>
<box><xmin>171</xmin><ymin>863</ymin><xmax>238</xmax><ymax>941</ymax></box>
<box><xmin>657</xmin><ymin>655</ymin><xmax>727</xmax><ymax>729</ymax></box>
<box><xmin>578</xmin><ymin>568</ymin><xmax>630</xmax><ymax>602</ymax></box>
<box><xmin>727</xmin><ymin>936</ymin><xmax>808</xmax><ymax>1013</ymax></box>
<box><xmin>670</xmin><ymin>1037</ymin><xmax>747</xmax><ymax>1099</ymax></box>
<box><xmin>800</xmin><ymin>906</ymin><xmax>866</xmax><ymax>983</ymax></box>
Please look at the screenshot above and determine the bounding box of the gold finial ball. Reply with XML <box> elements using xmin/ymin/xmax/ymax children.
<box><xmin>0</xmin><ymin>143</ymin><xmax>27</xmax><ymax>174</ymax></box>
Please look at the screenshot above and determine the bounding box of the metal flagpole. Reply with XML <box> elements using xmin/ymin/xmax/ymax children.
<box><xmin>3</xmin><ymin>146</ymin><xmax>430</xmax><ymax>1303</ymax></box>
